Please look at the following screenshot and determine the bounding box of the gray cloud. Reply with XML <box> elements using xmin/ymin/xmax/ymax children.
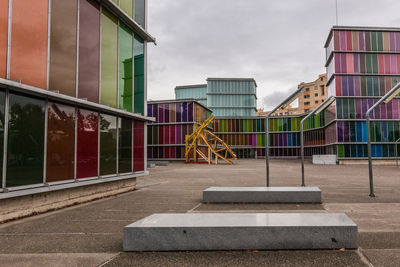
<box><xmin>147</xmin><ymin>0</ymin><xmax>400</xmax><ymax>109</ymax></box>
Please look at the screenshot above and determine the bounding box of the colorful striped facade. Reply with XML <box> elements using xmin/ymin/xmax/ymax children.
<box><xmin>325</xmin><ymin>26</ymin><xmax>400</xmax><ymax>159</ymax></box>
<box><xmin>0</xmin><ymin>0</ymin><xmax>154</xmax><ymax>194</ymax></box>
<box><xmin>147</xmin><ymin>100</ymin><xmax>212</xmax><ymax>160</ymax></box>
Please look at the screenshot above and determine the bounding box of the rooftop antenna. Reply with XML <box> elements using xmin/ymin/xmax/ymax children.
<box><xmin>335</xmin><ymin>0</ymin><xmax>339</xmax><ymax>25</ymax></box>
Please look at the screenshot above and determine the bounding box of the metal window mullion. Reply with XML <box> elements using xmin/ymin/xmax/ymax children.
<box><xmin>2</xmin><ymin>89</ymin><xmax>9</xmax><ymax>190</ymax></box>
<box><xmin>43</xmin><ymin>99</ymin><xmax>49</xmax><ymax>184</ymax></box>
<box><xmin>116</xmin><ymin>116</ymin><xmax>119</xmax><ymax>175</ymax></box>
<box><xmin>76</xmin><ymin>0</ymin><xmax>80</xmax><ymax>98</ymax></box>
<box><xmin>132</xmin><ymin>118</ymin><xmax>134</xmax><ymax>173</ymax></box>
<box><xmin>99</xmin><ymin>5</ymin><xmax>102</xmax><ymax>104</ymax></box>
<box><xmin>117</xmin><ymin>19</ymin><xmax>120</xmax><ymax>110</ymax></box>
<box><xmin>6</xmin><ymin>0</ymin><xmax>12</xmax><ymax>79</ymax></box>
<box><xmin>46</xmin><ymin>0</ymin><xmax>52</xmax><ymax>89</ymax></box>
<box><xmin>132</xmin><ymin>32</ymin><xmax>134</xmax><ymax>114</ymax></box>
<box><xmin>98</xmin><ymin>112</ymin><xmax>101</xmax><ymax>177</ymax></box>
<box><xmin>74</xmin><ymin>105</ymin><xmax>78</xmax><ymax>181</ymax></box>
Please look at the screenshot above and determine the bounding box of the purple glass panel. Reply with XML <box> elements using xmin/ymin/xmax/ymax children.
<box><xmin>393</xmin><ymin>99</ymin><xmax>399</xmax><ymax>119</ymax></box>
<box><xmin>344</xmin><ymin>121</ymin><xmax>349</xmax><ymax>142</ymax></box>
<box><xmin>335</xmin><ymin>54</ymin><xmax>340</xmax><ymax>73</ymax></box>
<box><xmin>340</xmin><ymin>53</ymin><xmax>347</xmax><ymax>73</ymax></box>
<box><xmin>337</xmin><ymin>122</ymin><xmax>343</xmax><ymax>142</ymax></box>
<box><xmin>342</xmin><ymin>76</ymin><xmax>348</xmax><ymax>96</ymax></box>
<box><xmin>158</xmin><ymin>104</ymin><xmax>163</xmax><ymax>123</ymax></box>
<box><xmin>283</xmin><ymin>134</ymin><xmax>287</xmax><ymax>147</ymax></box>
<box><xmin>147</xmin><ymin>148</ymin><xmax>152</xmax><ymax>159</ymax></box>
<box><xmin>367</xmin><ymin>99</ymin><xmax>374</xmax><ymax>119</ymax></box>
<box><xmin>147</xmin><ymin>104</ymin><xmax>152</xmax><ymax>117</ymax></box>
<box><xmin>348</xmin><ymin>76</ymin><xmax>354</xmax><ymax>96</ymax></box>
<box><xmin>176</xmin><ymin>103</ymin><xmax>182</xmax><ymax>122</ymax></box>
<box><xmin>252</xmin><ymin>134</ymin><xmax>257</xmax><ymax>147</ymax></box>
<box><xmin>188</xmin><ymin>102</ymin><xmax>193</xmax><ymax>122</ymax></box>
<box><xmin>340</xmin><ymin>31</ymin><xmax>346</xmax><ymax>50</ymax></box>
<box><xmin>176</xmin><ymin>124</ymin><xmax>182</xmax><ymax>144</ymax></box>
<box><xmin>354</xmin><ymin>54</ymin><xmax>360</xmax><ymax>73</ymax></box>
<box><xmin>164</xmin><ymin>104</ymin><xmax>169</xmax><ymax>123</ymax></box>
<box><xmin>390</xmin><ymin>55</ymin><xmax>397</xmax><ymax>74</ymax></box>
<box><xmin>359</xmin><ymin>31</ymin><xmax>365</xmax><ymax>51</ymax></box>
<box><xmin>355</xmin><ymin>99</ymin><xmax>362</xmax><ymax>119</ymax></box>
<box><xmin>390</xmin><ymin>32</ymin><xmax>396</xmax><ymax>51</ymax></box>
<box><xmin>387</xmin><ymin>101</ymin><xmax>393</xmax><ymax>119</ymax></box>
<box><xmin>396</xmin><ymin>32</ymin><xmax>400</xmax><ymax>51</ymax></box>
<box><xmin>380</xmin><ymin>103</ymin><xmax>387</xmax><ymax>119</ymax></box>
<box><xmin>361</xmin><ymin>99</ymin><xmax>368</xmax><ymax>119</ymax></box>
<box><xmin>182</xmin><ymin>102</ymin><xmax>188</xmax><ymax>122</ymax></box>
<box><xmin>273</xmin><ymin>134</ymin><xmax>277</xmax><ymax>146</ymax></box>
<box><xmin>354</xmin><ymin>76</ymin><xmax>361</xmax><ymax>96</ymax></box>
<box><xmin>158</xmin><ymin>147</ymin><xmax>163</xmax><ymax>158</ymax></box>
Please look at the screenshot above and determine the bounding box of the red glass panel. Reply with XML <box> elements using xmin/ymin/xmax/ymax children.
<box><xmin>10</xmin><ymin>0</ymin><xmax>48</xmax><ymax>88</ymax></box>
<box><xmin>46</xmin><ymin>102</ymin><xmax>75</xmax><ymax>182</ymax></box>
<box><xmin>0</xmin><ymin>0</ymin><xmax>8</xmax><ymax>78</ymax></box>
<box><xmin>77</xmin><ymin>108</ymin><xmax>98</xmax><ymax>178</ymax></box>
<box><xmin>133</xmin><ymin>120</ymin><xmax>144</xmax><ymax>172</ymax></box>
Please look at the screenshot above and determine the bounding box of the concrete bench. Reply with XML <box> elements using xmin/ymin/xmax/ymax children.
<box><xmin>123</xmin><ymin>213</ymin><xmax>358</xmax><ymax>251</ymax></box>
<box><xmin>202</xmin><ymin>187</ymin><xmax>321</xmax><ymax>203</ymax></box>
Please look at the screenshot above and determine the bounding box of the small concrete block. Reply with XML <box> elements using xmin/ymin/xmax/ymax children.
<box><xmin>203</xmin><ymin>187</ymin><xmax>321</xmax><ymax>203</ymax></box>
<box><xmin>123</xmin><ymin>213</ymin><xmax>358</xmax><ymax>251</ymax></box>
<box><xmin>148</xmin><ymin>161</ymin><xmax>169</xmax><ymax>166</ymax></box>
<box><xmin>313</xmin><ymin>155</ymin><xmax>337</xmax><ymax>165</ymax></box>
<box><xmin>147</xmin><ymin>163</ymin><xmax>156</xmax><ymax>168</ymax></box>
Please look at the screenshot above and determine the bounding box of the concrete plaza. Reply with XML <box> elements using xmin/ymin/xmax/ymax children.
<box><xmin>0</xmin><ymin>159</ymin><xmax>400</xmax><ymax>266</ymax></box>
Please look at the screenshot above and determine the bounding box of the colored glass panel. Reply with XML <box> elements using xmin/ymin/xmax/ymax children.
<box><xmin>0</xmin><ymin>0</ymin><xmax>8</xmax><ymax>78</ymax></box>
<box><xmin>46</xmin><ymin>102</ymin><xmax>75</xmax><ymax>182</ymax></box>
<box><xmin>133</xmin><ymin>120</ymin><xmax>145</xmax><ymax>172</ymax></box>
<box><xmin>10</xmin><ymin>0</ymin><xmax>48</xmax><ymax>88</ymax></box>
<box><xmin>120</xmin><ymin>0</ymin><xmax>133</xmax><ymax>17</ymax></box>
<box><xmin>119</xmin><ymin>117</ymin><xmax>132</xmax><ymax>173</ymax></box>
<box><xmin>134</xmin><ymin>0</ymin><xmax>145</xmax><ymax>28</ymax></box>
<box><xmin>119</xmin><ymin>23</ymin><xmax>133</xmax><ymax>112</ymax></box>
<box><xmin>49</xmin><ymin>0</ymin><xmax>77</xmax><ymax>97</ymax></box>
<box><xmin>100</xmin><ymin>114</ymin><xmax>117</xmax><ymax>175</ymax></box>
<box><xmin>134</xmin><ymin>35</ymin><xmax>145</xmax><ymax>115</ymax></box>
<box><xmin>78</xmin><ymin>0</ymin><xmax>100</xmax><ymax>103</ymax></box>
<box><xmin>101</xmin><ymin>9</ymin><xmax>118</xmax><ymax>108</ymax></box>
<box><xmin>6</xmin><ymin>94</ymin><xmax>45</xmax><ymax>187</ymax></box>
<box><xmin>77</xmin><ymin>108</ymin><xmax>98</xmax><ymax>179</ymax></box>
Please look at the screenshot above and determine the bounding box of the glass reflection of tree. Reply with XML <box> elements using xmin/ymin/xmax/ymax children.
<box><xmin>99</xmin><ymin>114</ymin><xmax>117</xmax><ymax>175</ymax></box>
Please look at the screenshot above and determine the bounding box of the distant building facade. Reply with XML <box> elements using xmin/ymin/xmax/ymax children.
<box><xmin>297</xmin><ymin>74</ymin><xmax>327</xmax><ymax>113</ymax></box>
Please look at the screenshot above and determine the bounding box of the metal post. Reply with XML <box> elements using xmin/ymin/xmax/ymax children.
<box><xmin>300</xmin><ymin>96</ymin><xmax>335</xmax><ymax>188</ymax></box>
<box><xmin>366</xmin><ymin>82</ymin><xmax>400</xmax><ymax>198</ymax></box>
<box><xmin>396</xmin><ymin>137</ymin><xmax>400</xmax><ymax>168</ymax></box>
<box><xmin>265</xmin><ymin>87</ymin><xmax>304</xmax><ymax>187</ymax></box>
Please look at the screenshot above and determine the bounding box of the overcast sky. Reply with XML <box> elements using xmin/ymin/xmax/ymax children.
<box><xmin>147</xmin><ymin>0</ymin><xmax>400</xmax><ymax>110</ymax></box>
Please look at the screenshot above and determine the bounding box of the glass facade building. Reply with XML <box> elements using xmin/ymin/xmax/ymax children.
<box><xmin>325</xmin><ymin>26</ymin><xmax>400</xmax><ymax>159</ymax></box>
<box><xmin>0</xmin><ymin>0</ymin><xmax>155</xmax><ymax>194</ymax></box>
<box><xmin>147</xmin><ymin>100</ymin><xmax>212</xmax><ymax>160</ymax></box>
<box><xmin>175</xmin><ymin>84</ymin><xmax>207</xmax><ymax>106</ymax></box>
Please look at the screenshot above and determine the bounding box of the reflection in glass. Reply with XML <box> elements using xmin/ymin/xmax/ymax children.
<box><xmin>101</xmin><ymin>9</ymin><xmax>118</xmax><ymax>108</ymax></box>
<box><xmin>46</xmin><ymin>102</ymin><xmax>75</xmax><ymax>182</ymax></box>
<box><xmin>6</xmin><ymin>94</ymin><xmax>45</xmax><ymax>187</ymax></box>
<box><xmin>0</xmin><ymin>91</ymin><xmax>5</xmax><ymax>180</ymax></box>
<box><xmin>134</xmin><ymin>0</ymin><xmax>145</xmax><ymax>28</ymax></box>
<box><xmin>49</xmin><ymin>0</ymin><xmax>77</xmax><ymax>97</ymax></box>
<box><xmin>134</xmin><ymin>35</ymin><xmax>145</xmax><ymax>115</ymax></box>
<box><xmin>119</xmin><ymin>23</ymin><xmax>133</xmax><ymax>112</ymax></box>
<box><xmin>119</xmin><ymin>117</ymin><xmax>132</xmax><ymax>173</ymax></box>
<box><xmin>78</xmin><ymin>0</ymin><xmax>100</xmax><ymax>103</ymax></box>
<box><xmin>100</xmin><ymin>114</ymin><xmax>117</xmax><ymax>175</ymax></box>
<box><xmin>77</xmin><ymin>109</ymin><xmax>98</xmax><ymax>179</ymax></box>
<box><xmin>133</xmin><ymin>120</ymin><xmax>144</xmax><ymax>172</ymax></box>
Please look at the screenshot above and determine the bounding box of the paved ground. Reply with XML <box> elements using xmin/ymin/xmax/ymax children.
<box><xmin>0</xmin><ymin>159</ymin><xmax>399</xmax><ymax>266</ymax></box>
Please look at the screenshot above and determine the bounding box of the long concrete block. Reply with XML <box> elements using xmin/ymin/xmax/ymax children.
<box><xmin>123</xmin><ymin>213</ymin><xmax>358</xmax><ymax>251</ymax></box>
<box><xmin>203</xmin><ymin>187</ymin><xmax>321</xmax><ymax>203</ymax></box>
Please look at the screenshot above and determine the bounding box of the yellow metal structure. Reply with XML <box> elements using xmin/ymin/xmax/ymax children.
<box><xmin>184</xmin><ymin>115</ymin><xmax>237</xmax><ymax>164</ymax></box>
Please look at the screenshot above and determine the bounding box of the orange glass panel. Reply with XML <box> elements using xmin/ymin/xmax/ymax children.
<box><xmin>10</xmin><ymin>0</ymin><xmax>48</xmax><ymax>89</ymax></box>
<box><xmin>0</xmin><ymin>0</ymin><xmax>8</xmax><ymax>78</ymax></box>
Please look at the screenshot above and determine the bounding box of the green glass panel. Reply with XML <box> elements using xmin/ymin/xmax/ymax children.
<box><xmin>0</xmin><ymin>91</ymin><xmax>5</xmax><ymax>181</ymax></box>
<box><xmin>375</xmin><ymin>122</ymin><xmax>381</xmax><ymax>142</ymax></box>
<box><xmin>118</xmin><ymin>117</ymin><xmax>132</xmax><ymax>173</ymax></box>
<box><xmin>370</xmin><ymin>122</ymin><xmax>376</xmax><ymax>142</ymax></box>
<box><xmin>388</xmin><ymin>122</ymin><xmax>394</xmax><ymax>142</ymax></box>
<box><xmin>269</xmin><ymin>119</ymin><xmax>273</xmax><ymax>131</ymax></box>
<box><xmin>119</xmin><ymin>23</ymin><xmax>133</xmax><ymax>112</ymax></box>
<box><xmin>134</xmin><ymin>35</ymin><xmax>145</xmax><ymax>115</ymax></box>
<box><xmin>394</xmin><ymin>121</ymin><xmax>400</xmax><ymax>141</ymax></box>
<box><xmin>350</xmin><ymin>122</ymin><xmax>356</xmax><ymax>142</ymax></box>
<box><xmin>372</xmin><ymin>54</ymin><xmax>378</xmax><ymax>74</ymax></box>
<box><xmin>278</xmin><ymin>119</ymin><xmax>282</xmax><ymax>131</ymax></box>
<box><xmin>256</xmin><ymin>119</ymin><xmax>261</xmax><ymax>132</ymax></box>
<box><xmin>6</xmin><ymin>93</ymin><xmax>45</xmax><ymax>187</ymax></box>
<box><xmin>377</xmin><ymin>32</ymin><xmax>383</xmax><ymax>50</ymax></box>
<box><xmin>291</xmin><ymin>118</ymin><xmax>295</xmax><ymax>131</ymax></box>
<box><xmin>244</xmin><ymin>119</ymin><xmax>248</xmax><ymax>132</ymax></box>
<box><xmin>249</xmin><ymin>119</ymin><xmax>253</xmax><ymax>132</ymax></box>
<box><xmin>120</xmin><ymin>0</ymin><xmax>133</xmax><ymax>17</ymax></box>
<box><xmin>366</xmin><ymin>54</ymin><xmax>372</xmax><ymax>73</ymax></box>
<box><xmin>224</xmin><ymin>120</ymin><xmax>228</xmax><ymax>132</ymax></box>
<box><xmin>153</xmin><ymin>125</ymin><xmax>158</xmax><ymax>144</ymax></box>
<box><xmin>101</xmin><ymin>9</ymin><xmax>118</xmax><ymax>108</ymax></box>
<box><xmin>361</xmin><ymin>77</ymin><xmax>366</xmax><ymax>96</ymax></box>
<box><xmin>100</xmin><ymin>113</ymin><xmax>117</xmax><ymax>175</ymax></box>
<box><xmin>342</xmin><ymin>98</ymin><xmax>348</xmax><ymax>119</ymax></box>
<box><xmin>349</xmin><ymin>99</ymin><xmax>355</xmax><ymax>119</ymax></box>
<box><xmin>147</xmin><ymin>126</ymin><xmax>152</xmax><ymax>144</ymax></box>
<box><xmin>371</xmin><ymin>32</ymin><xmax>377</xmax><ymax>51</ymax></box>
<box><xmin>338</xmin><ymin>144</ymin><xmax>344</xmax><ymax>158</ymax></box>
